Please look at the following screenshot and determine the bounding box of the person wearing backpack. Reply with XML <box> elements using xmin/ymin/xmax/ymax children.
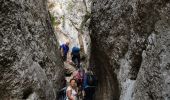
<box><xmin>73</xmin><ymin>69</ymin><xmax>84</xmax><ymax>87</ymax></box>
<box><xmin>66</xmin><ymin>79</ymin><xmax>78</xmax><ymax>100</ymax></box>
<box><xmin>72</xmin><ymin>66</ymin><xmax>85</xmax><ymax>99</ymax></box>
<box><xmin>60</xmin><ymin>41</ymin><xmax>70</xmax><ymax>61</ymax></box>
<box><xmin>83</xmin><ymin>71</ymin><xmax>97</xmax><ymax>100</ymax></box>
<box><xmin>71</xmin><ymin>46</ymin><xmax>81</xmax><ymax>68</ymax></box>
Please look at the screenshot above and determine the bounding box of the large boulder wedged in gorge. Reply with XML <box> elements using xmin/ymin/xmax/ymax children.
<box><xmin>0</xmin><ymin>0</ymin><xmax>64</xmax><ymax>99</ymax></box>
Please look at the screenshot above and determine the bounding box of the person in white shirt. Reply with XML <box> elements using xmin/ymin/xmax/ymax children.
<box><xmin>66</xmin><ymin>79</ymin><xmax>78</xmax><ymax>100</ymax></box>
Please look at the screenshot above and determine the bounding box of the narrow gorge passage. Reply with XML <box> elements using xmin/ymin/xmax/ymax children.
<box><xmin>48</xmin><ymin>0</ymin><xmax>121</xmax><ymax>99</ymax></box>
<box><xmin>0</xmin><ymin>0</ymin><xmax>170</xmax><ymax>100</ymax></box>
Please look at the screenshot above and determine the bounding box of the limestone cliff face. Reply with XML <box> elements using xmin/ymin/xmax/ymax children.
<box><xmin>90</xmin><ymin>0</ymin><xmax>170</xmax><ymax>100</ymax></box>
<box><xmin>48</xmin><ymin>0</ymin><xmax>92</xmax><ymax>60</ymax></box>
<box><xmin>0</xmin><ymin>0</ymin><xmax>64</xmax><ymax>99</ymax></box>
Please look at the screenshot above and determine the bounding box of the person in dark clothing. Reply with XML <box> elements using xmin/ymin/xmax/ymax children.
<box><xmin>83</xmin><ymin>72</ymin><xmax>97</xmax><ymax>100</ymax></box>
<box><xmin>83</xmin><ymin>87</ymin><xmax>95</xmax><ymax>100</ymax></box>
<box><xmin>71</xmin><ymin>46</ymin><xmax>80</xmax><ymax>68</ymax></box>
<box><xmin>57</xmin><ymin>79</ymin><xmax>67</xmax><ymax>100</ymax></box>
<box><xmin>60</xmin><ymin>41</ymin><xmax>69</xmax><ymax>61</ymax></box>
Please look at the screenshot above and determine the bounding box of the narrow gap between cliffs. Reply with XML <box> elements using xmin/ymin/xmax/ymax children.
<box><xmin>47</xmin><ymin>1</ymin><xmax>120</xmax><ymax>100</ymax></box>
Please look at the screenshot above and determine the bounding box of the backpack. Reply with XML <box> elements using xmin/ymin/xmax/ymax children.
<box><xmin>86</xmin><ymin>74</ymin><xmax>97</xmax><ymax>86</ymax></box>
<box><xmin>72</xmin><ymin>47</ymin><xmax>80</xmax><ymax>55</ymax></box>
<box><xmin>74</xmin><ymin>70</ymin><xmax>84</xmax><ymax>86</ymax></box>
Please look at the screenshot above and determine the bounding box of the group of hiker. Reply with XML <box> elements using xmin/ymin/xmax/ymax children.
<box><xmin>60</xmin><ymin>41</ymin><xmax>80</xmax><ymax>68</ymax></box>
<box><xmin>58</xmin><ymin>41</ymin><xmax>97</xmax><ymax>100</ymax></box>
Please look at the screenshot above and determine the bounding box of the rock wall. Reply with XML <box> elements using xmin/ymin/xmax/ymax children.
<box><xmin>0</xmin><ymin>0</ymin><xmax>64</xmax><ymax>99</ymax></box>
<box><xmin>47</xmin><ymin>0</ymin><xmax>92</xmax><ymax>61</ymax></box>
<box><xmin>90</xmin><ymin>0</ymin><xmax>170</xmax><ymax>100</ymax></box>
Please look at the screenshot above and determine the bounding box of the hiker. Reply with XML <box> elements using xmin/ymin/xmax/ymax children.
<box><xmin>60</xmin><ymin>41</ymin><xmax>70</xmax><ymax>61</ymax></box>
<box><xmin>57</xmin><ymin>79</ymin><xmax>67</xmax><ymax>100</ymax></box>
<box><xmin>83</xmin><ymin>70</ymin><xmax>97</xmax><ymax>100</ymax></box>
<box><xmin>71</xmin><ymin>46</ymin><xmax>81</xmax><ymax>68</ymax></box>
<box><xmin>74</xmin><ymin>67</ymin><xmax>85</xmax><ymax>99</ymax></box>
<box><xmin>66</xmin><ymin>79</ymin><xmax>78</xmax><ymax>100</ymax></box>
<box><xmin>73</xmin><ymin>67</ymin><xmax>85</xmax><ymax>95</ymax></box>
<box><xmin>73</xmin><ymin>69</ymin><xmax>84</xmax><ymax>87</ymax></box>
<box><xmin>57</xmin><ymin>87</ymin><xmax>67</xmax><ymax>100</ymax></box>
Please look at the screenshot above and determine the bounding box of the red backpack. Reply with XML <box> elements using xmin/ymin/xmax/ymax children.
<box><xmin>74</xmin><ymin>70</ymin><xmax>84</xmax><ymax>86</ymax></box>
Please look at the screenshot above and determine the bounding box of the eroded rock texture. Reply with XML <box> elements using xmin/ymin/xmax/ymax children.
<box><xmin>48</xmin><ymin>0</ymin><xmax>87</xmax><ymax>47</ymax></box>
<box><xmin>0</xmin><ymin>0</ymin><xmax>64</xmax><ymax>99</ymax></box>
<box><xmin>48</xmin><ymin>0</ymin><xmax>92</xmax><ymax>67</ymax></box>
<box><xmin>90</xmin><ymin>0</ymin><xmax>170</xmax><ymax>100</ymax></box>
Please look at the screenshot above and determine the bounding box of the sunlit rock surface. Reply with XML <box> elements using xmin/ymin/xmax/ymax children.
<box><xmin>48</xmin><ymin>0</ymin><xmax>91</xmax><ymax>56</ymax></box>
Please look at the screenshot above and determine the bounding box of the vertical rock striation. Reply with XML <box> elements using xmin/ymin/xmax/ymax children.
<box><xmin>48</xmin><ymin>0</ymin><xmax>92</xmax><ymax>66</ymax></box>
<box><xmin>90</xmin><ymin>0</ymin><xmax>170</xmax><ymax>100</ymax></box>
<box><xmin>47</xmin><ymin>0</ymin><xmax>92</xmax><ymax>51</ymax></box>
<box><xmin>0</xmin><ymin>0</ymin><xmax>64</xmax><ymax>99</ymax></box>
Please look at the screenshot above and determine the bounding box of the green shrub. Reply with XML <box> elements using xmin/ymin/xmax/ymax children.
<box><xmin>49</xmin><ymin>13</ymin><xmax>60</xmax><ymax>27</ymax></box>
<box><xmin>51</xmin><ymin>15</ymin><xmax>56</xmax><ymax>26</ymax></box>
